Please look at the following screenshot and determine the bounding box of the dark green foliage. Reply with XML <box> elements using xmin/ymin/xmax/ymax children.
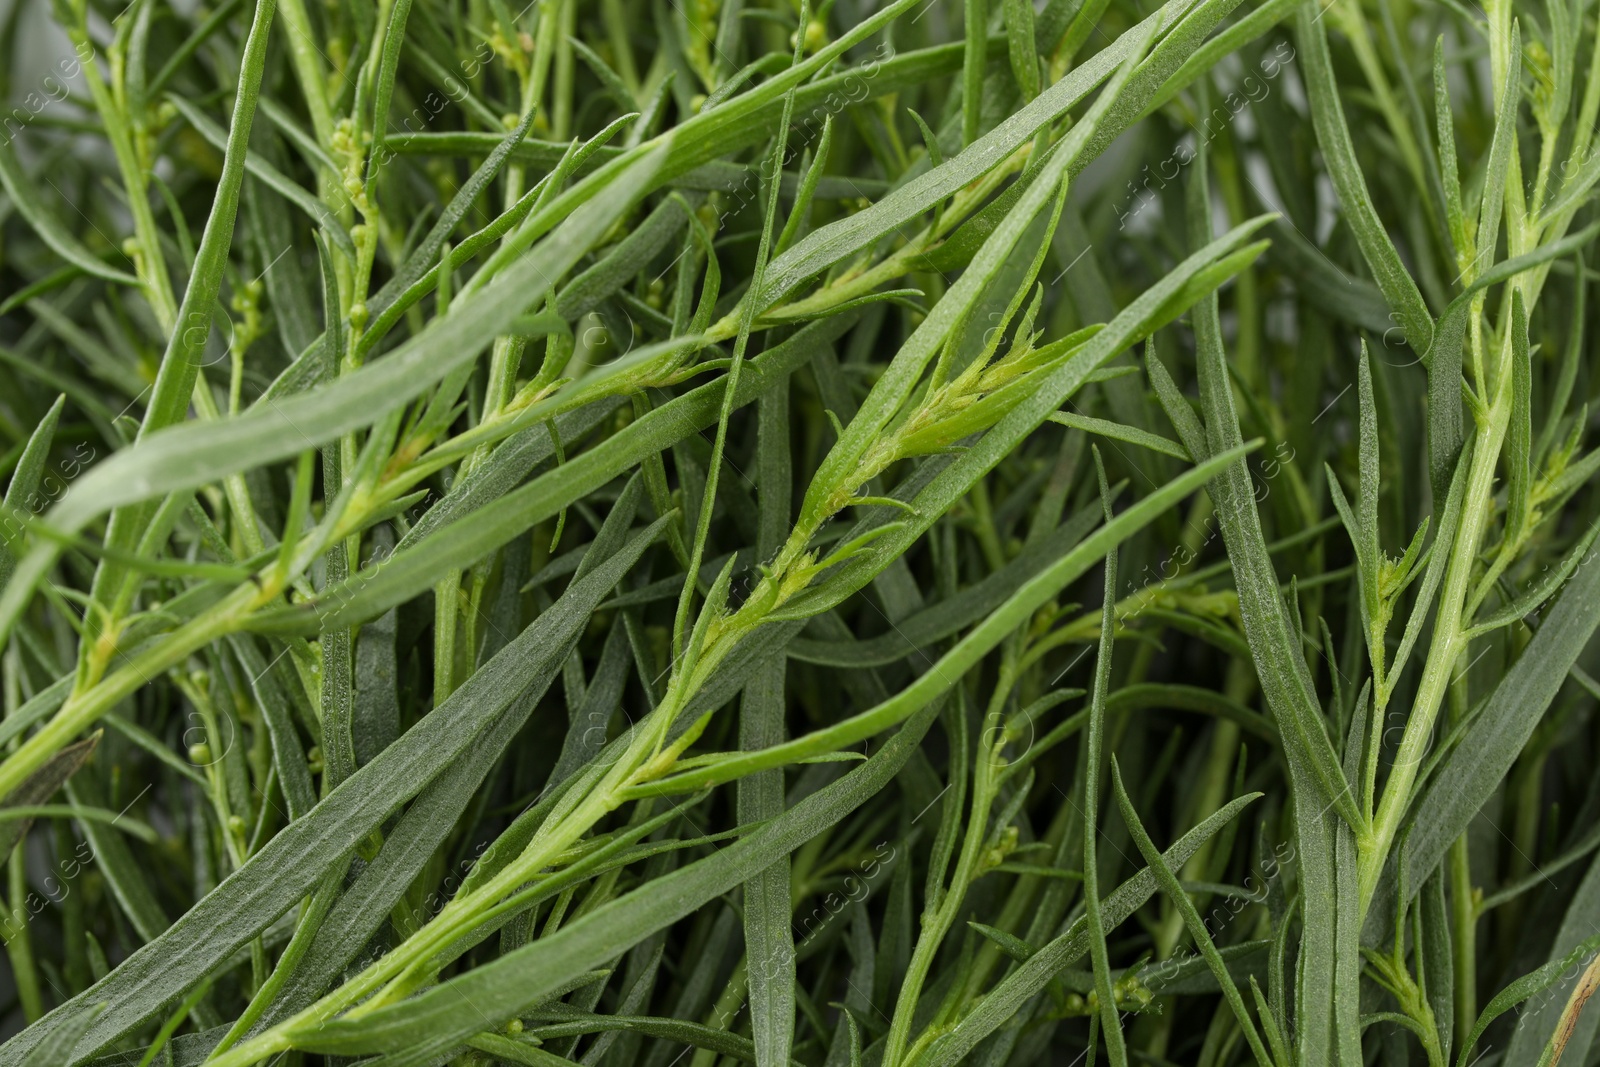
<box><xmin>0</xmin><ymin>0</ymin><xmax>1598</xmax><ymax>1064</ymax></box>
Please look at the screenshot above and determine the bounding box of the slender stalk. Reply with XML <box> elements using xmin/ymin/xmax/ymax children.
<box><xmin>1359</xmin><ymin>331</ymin><xmax>1514</xmax><ymax>911</ymax></box>
<box><xmin>0</xmin><ymin>581</ymin><xmax>275</xmax><ymax>802</ymax></box>
<box><xmin>880</xmin><ymin>661</ymin><xmax>1012</xmax><ymax>1067</ymax></box>
<box><xmin>4</xmin><ymin>850</ymin><xmax>41</xmax><ymax>1022</ymax></box>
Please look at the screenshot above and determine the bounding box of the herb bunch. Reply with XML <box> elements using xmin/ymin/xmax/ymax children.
<box><xmin>1</xmin><ymin>0</ymin><xmax>1599</xmax><ymax>1063</ymax></box>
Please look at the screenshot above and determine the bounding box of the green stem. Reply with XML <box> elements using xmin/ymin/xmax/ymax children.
<box><xmin>275</xmin><ymin>0</ymin><xmax>337</xmax><ymax>151</ymax></box>
<box><xmin>211</xmin><ymin>873</ymin><xmax>340</xmax><ymax>1056</ymax></box>
<box><xmin>881</xmin><ymin>694</ymin><xmax>1003</xmax><ymax>1067</ymax></box>
<box><xmin>4</xmin><ymin>849</ymin><xmax>41</xmax><ymax>1022</ymax></box>
<box><xmin>962</xmin><ymin>0</ymin><xmax>986</xmax><ymax>146</ymax></box>
<box><xmin>1443</xmin><ymin>656</ymin><xmax>1478</xmax><ymax>1050</ymax></box>
<box><xmin>1450</xmin><ymin>834</ymin><xmax>1477</xmax><ymax>1052</ymax></box>
<box><xmin>206</xmin><ymin>667</ymin><xmax>711</xmax><ymax>1067</ymax></box>
<box><xmin>1359</xmin><ymin>339</ymin><xmax>1513</xmax><ymax>912</ymax></box>
<box><xmin>71</xmin><ymin>23</ymin><xmax>176</xmax><ymax>328</ymax></box>
<box><xmin>0</xmin><ymin>580</ymin><xmax>272</xmax><ymax>803</ymax></box>
<box><xmin>1154</xmin><ymin>690</ymin><xmax>1244</xmax><ymax>955</ymax></box>
<box><xmin>689</xmin><ymin>957</ymin><xmax>747</xmax><ymax>1067</ymax></box>
<box><xmin>193</xmin><ymin>386</ymin><xmax>267</xmax><ymax>557</ymax></box>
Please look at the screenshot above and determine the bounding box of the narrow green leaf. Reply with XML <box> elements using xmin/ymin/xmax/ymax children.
<box><xmin>270</xmin><ymin>317</ymin><xmax>851</xmax><ymax>633</ymax></box>
<box><xmin>0</xmin><ymin>733</ymin><xmax>99</xmax><ymax>861</ymax></box>
<box><xmin>1005</xmin><ymin>0</ymin><xmax>1039</xmax><ymax>100</ymax></box>
<box><xmin>629</xmin><ymin>442</ymin><xmax>1255</xmax><ymax>797</ymax></box>
<box><xmin>1047</xmin><ymin>412</ymin><xmax>1189</xmax><ymax>459</ymax></box>
<box><xmin>1296</xmin><ymin>0</ymin><xmax>1434</xmax><ymax>354</ymax></box>
<box><xmin>1505</xmin><ymin>289</ymin><xmax>1532</xmax><ymax>548</ymax></box>
<box><xmin>0</xmin><ymin>139</ymin><xmax>138</xmax><ymax>286</ymax></box>
<box><xmin>759</xmin><ymin>0</ymin><xmax>1204</xmax><ymax>308</ymax></box>
<box><xmin>1110</xmin><ymin>761</ymin><xmax>1273</xmax><ymax>1066</ymax></box>
<box><xmin>165</xmin><ymin>95</ymin><xmax>355</xmax><ymax>259</ymax></box>
<box><xmin>1470</xmin><ymin>23</ymin><xmax>1522</xmax><ymax>280</ymax></box>
<box><xmin>1082</xmin><ymin>449</ymin><xmax>1129</xmax><ymax>1067</ymax></box>
<box><xmin>742</xmin><ymin>374</ymin><xmax>795</xmax><ymax>1067</ymax></box>
<box><xmin>921</xmin><ymin>792</ymin><xmax>1262</xmax><ymax>1065</ymax></box>
<box><xmin>43</xmin><ymin>143</ymin><xmax>669</xmax><ymax>537</ymax></box>
<box><xmin>1386</xmin><ymin>526</ymin><xmax>1600</xmax><ymax>931</ymax></box>
<box><xmin>0</xmin><ymin>520</ymin><xmax>665</xmax><ymax>1063</ymax></box>
<box><xmin>1454</xmin><ymin>933</ymin><xmax>1600</xmax><ymax>1067</ymax></box>
<box><xmin>283</xmin><ymin>700</ymin><xmax>942</xmax><ymax>1062</ymax></box>
<box><xmin>0</xmin><ymin>395</ymin><xmax>65</xmax><ymax>593</ymax></box>
<box><xmin>19</xmin><ymin>1003</ymin><xmax>104</xmax><ymax>1067</ymax></box>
